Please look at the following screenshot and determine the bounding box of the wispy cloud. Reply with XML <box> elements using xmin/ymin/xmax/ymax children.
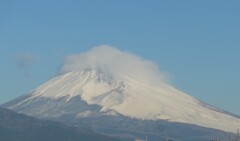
<box><xmin>14</xmin><ymin>53</ymin><xmax>38</xmax><ymax>68</ymax></box>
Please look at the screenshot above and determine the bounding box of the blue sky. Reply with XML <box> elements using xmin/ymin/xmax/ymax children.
<box><xmin>1</xmin><ymin>1</ymin><xmax>240</xmax><ymax>115</ymax></box>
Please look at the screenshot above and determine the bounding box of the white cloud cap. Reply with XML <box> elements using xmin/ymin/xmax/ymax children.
<box><xmin>60</xmin><ymin>45</ymin><xmax>169</xmax><ymax>85</ymax></box>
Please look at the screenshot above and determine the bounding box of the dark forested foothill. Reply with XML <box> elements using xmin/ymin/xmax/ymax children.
<box><xmin>0</xmin><ymin>107</ymin><xmax>121</xmax><ymax>141</ymax></box>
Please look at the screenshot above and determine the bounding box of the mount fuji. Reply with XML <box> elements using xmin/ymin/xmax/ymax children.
<box><xmin>3</xmin><ymin>46</ymin><xmax>240</xmax><ymax>141</ymax></box>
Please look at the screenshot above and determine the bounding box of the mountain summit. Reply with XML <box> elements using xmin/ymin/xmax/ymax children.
<box><xmin>3</xmin><ymin>46</ymin><xmax>240</xmax><ymax>140</ymax></box>
<box><xmin>4</xmin><ymin>68</ymin><xmax>240</xmax><ymax>132</ymax></box>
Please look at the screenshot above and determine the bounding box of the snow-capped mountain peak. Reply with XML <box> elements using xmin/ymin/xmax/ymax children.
<box><xmin>5</xmin><ymin>68</ymin><xmax>240</xmax><ymax>133</ymax></box>
<box><xmin>33</xmin><ymin>69</ymin><xmax>125</xmax><ymax>99</ymax></box>
<box><xmin>3</xmin><ymin>46</ymin><xmax>240</xmax><ymax>135</ymax></box>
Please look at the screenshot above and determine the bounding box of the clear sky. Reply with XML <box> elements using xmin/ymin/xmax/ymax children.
<box><xmin>1</xmin><ymin>1</ymin><xmax>240</xmax><ymax>115</ymax></box>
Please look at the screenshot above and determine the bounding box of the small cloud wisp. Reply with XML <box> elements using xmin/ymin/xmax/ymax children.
<box><xmin>14</xmin><ymin>53</ymin><xmax>38</xmax><ymax>68</ymax></box>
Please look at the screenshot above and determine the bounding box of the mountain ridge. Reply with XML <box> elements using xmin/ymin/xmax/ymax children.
<box><xmin>2</xmin><ymin>96</ymin><xmax>230</xmax><ymax>141</ymax></box>
<box><xmin>2</xmin><ymin>69</ymin><xmax>240</xmax><ymax>141</ymax></box>
<box><xmin>0</xmin><ymin>106</ymin><xmax>122</xmax><ymax>141</ymax></box>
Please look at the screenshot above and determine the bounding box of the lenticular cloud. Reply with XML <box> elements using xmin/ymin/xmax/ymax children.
<box><xmin>60</xmin><ymin>45</ymin><xmax>168</xmax><ymax>84</ymax></box>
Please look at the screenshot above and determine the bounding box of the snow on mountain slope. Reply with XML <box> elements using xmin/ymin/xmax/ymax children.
<box><xmin>4</xmin><ymin>46</ymin><xmax>240</xmax><ymax>134</ymax></box>
<box><xmin>6</xmin><ymin>69</ymin><xmax>240</xmax><ymax>133</ymax></box>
